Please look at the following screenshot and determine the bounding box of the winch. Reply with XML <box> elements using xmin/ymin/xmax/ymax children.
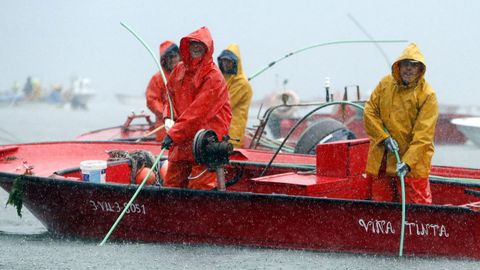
<box><xmin>192</xmin><ymin>129</ymin><xmax>233</xmax><ymax>191</ymax></box>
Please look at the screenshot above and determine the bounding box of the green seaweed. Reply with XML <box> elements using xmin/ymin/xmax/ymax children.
<box><xmin>6</xmin><ymin>174</ymin><xmax>24</xmax><ymax>217</ymax></box>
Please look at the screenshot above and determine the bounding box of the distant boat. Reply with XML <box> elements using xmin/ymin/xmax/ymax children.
<box><xmin>68</xmin><ymin>93</ymin><xmax>95</xmax><ymax>110</ymax></box>
<box><xmin>451</xmin><ymin>117</ymin><xmax>480</xmax><ymax>147</ymax></box>
<box><xmin>1</xmin><ymin>77</ymin><xmax>96</xmax><ymax>110</ymax></box>
<box><xmin>0</xmin><ymin>92</ymin><xmax>24</xmax><ymax>105</ymax></box>
<box><xmin>115</xmin><ymin>94</ymin><xmax>146</xmax><ymax>108</ymax></box>
<box><xmin>65</xmin><ymin>78</ymin><xmax>95</xmax><ymax>110</ymax></box>
<box><xmin>0</xmin><ymin>91</ymin><xmax>94</xmax><ymax>110</ymax></box>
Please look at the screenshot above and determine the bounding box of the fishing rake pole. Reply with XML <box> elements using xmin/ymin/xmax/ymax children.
<box><xmin>99</xmin><ymin>148</ymin><xmax>165</xmax><ymax>246</ymax></box>
<box><xmin>347</xmin><ymin>13</ymin><xmax>392</xmax><ymax>68</ymax></box>
<box><xmin>393</xmin><ymin>148</ymin><xmax>407</xmax><ymax>257</ymax></box>
<box><xmin>120</xmin><ymin>22</ymin><xmax>174</xmax><ymax>122</ymax></box>
<box><xmin>383</xmin><ymin>128</ymin><xmax>407</xmax><ymax>257</ymax></box>
<box><xmin>136</xmin><ymin>124</ymin><xmax>165</xmax><ymax>142</ymax></box>
<box><xmin>248</xmin><ymin>39</ymin><xmax>408</xmax><ymax>81</ymax></box>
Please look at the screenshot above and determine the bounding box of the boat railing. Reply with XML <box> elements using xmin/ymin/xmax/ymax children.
<box><xmin>248</xmin><ymin>99</ymin><xmax>366</xmax><ymax>152</ymax></box>
<box><xmin>121</xmin><ymin>111</ymin><xmax>155</xmax><ymax>132</ymax></box>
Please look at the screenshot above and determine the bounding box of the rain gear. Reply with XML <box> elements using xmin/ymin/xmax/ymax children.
<box><xmin>218</xmin><ymin>43</ymin><xmax>253</xmax><ymax>148</ymax></box>
<box><xmin>145</xmin><ymin>41</ymin><xmax>178</xmax><ymax>141</ymax></box>
<box><xmin>163</xmin><ymin>27</ymin><xmax>231</xmax><ymax>190</ymax></box>
<box><xmin>364</xmin><ymin>43</ymin><xmax>438</xmax><ymax>203</ymax></box>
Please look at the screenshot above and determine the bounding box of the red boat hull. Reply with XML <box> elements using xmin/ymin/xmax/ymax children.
<box><xmin>1</xmin><ymin>140</ymin><xmax>480</xmax><ymax>259</ymax></box>
<box><xmin>1</xmin><ymin>175</ymin><xmax>480</xmax><ymax>259</ymax></box>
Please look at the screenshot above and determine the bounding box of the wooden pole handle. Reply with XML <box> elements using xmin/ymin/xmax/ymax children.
<box><xmin>135</xmin><ymin>124</ymin><xmax>165</xmax><ymax>142</ymax></box>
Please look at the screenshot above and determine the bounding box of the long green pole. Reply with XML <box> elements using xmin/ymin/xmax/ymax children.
<box><xmin>100</xmin><ymin>22</ymin><xmax>175</xmax><ymax>246</ymax></box>
<box><xmin>248</xmin><ymin>39</ymin><xmax>408</xmax><ymax>81</ymax></box>
<box><xmin>394</xmin><ymin>149</ymin><xmax>406</xmax><ymax>257</ymax></box>
<box><xmin>119</xmin><ymin>21</ymin><xmax>174</xmax><ymax>120</ymax></box>
<box><xmin>383</xmin><ymin>128</ymin><xmax>406</xmax><ymax>257</ymax></box>
<box><xmin>99</xmin><ymin>149</ymin><xmax>165</xmax><ymax>246</ymax></box>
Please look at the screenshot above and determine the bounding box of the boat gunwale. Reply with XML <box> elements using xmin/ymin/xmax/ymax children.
<box><xmin>0</xmin><ymin>170</ymin><xmax>478</xmax><ymax>215</ymax></box>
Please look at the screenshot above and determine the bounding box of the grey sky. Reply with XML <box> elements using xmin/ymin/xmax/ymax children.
<box><xmin>1</xmin><ymin>0</ymin><xmax>478</xmax><ymax>106</ymax></box>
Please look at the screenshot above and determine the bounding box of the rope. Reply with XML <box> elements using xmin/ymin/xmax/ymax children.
<box><xmin>187</xmin><ymin>168</ymin><xmax>209</xmax><ymax>180</ymax></box>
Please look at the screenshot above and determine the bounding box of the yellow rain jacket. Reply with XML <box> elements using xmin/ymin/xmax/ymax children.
<box><xmin>218</xmin><ymin>44</ymin><xmax>253</xmax><ymax>148</ymax></box>
<box><xmin>364</xmin><ymin>43</ymin><xmax>438</xmax><ymax>178</ymax></box>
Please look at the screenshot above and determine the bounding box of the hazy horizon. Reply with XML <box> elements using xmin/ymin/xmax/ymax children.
<box><xmin>1</xmin><ymin>1</ymin><xmax>479</xmax><ymax>106</ymax></box>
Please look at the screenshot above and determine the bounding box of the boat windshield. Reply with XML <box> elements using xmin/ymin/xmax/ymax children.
<box><xmin>247</xmin><ymin>100</ymin><xmax>366</xmax><ymax>155</ymax></box>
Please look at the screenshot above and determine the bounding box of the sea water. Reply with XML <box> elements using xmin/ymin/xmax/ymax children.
<box><xmin>1</xmin><ymin>94</ymin><xmax>479</xmax><ymax>269</ymax></box>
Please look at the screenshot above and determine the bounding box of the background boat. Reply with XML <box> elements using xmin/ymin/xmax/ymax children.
<box><xmin>115</xmin><ymin>93</ymin><xmax>146</xmax><ymax>108</ymax></box>
<box><xmin>451</xmin><ymin>117</ymin><xmax>480</xmax><ymax>147</ymax></box>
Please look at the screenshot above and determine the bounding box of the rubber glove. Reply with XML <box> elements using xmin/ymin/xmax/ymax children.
<box><xmin>161</xmin><ymin>135</ymin><xmax>173</xmax><ymax>150</ymax></box>
<box><xmin>396</xmin><ymin>162</ymin><xmax>410</xmax><ymax>177</ymax></box>
<box><xmin>165</xmin><ymin>119</ymin><xmax>175</xmax><ymax>131</ymax></box>
<box><xmin>383</xmin><ymin>137</ymin><xmax>399</xmax><ymax>153</ymax></box>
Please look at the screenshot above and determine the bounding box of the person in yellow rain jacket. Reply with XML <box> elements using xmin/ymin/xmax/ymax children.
<box><xmin>217</xmin><ymin>43</ymin><xmax>253</xmax><ymax>148</ymax></box>
<box><xmin>364</xmin><ymin>43</ymin><xmax>438</xmax><ymax>204</ymax></box>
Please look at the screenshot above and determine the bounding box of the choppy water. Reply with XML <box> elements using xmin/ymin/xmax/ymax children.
<box><xmin>1</xmin><ymin>95</ymin><xmax>480</xmax><ymax>269</ymax></box>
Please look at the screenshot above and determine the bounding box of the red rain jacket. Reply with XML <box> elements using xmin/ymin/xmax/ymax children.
<box><xmin>165</xmin><ymin>27</ymin><xmax>232</xmax><ymax>161</ymax></box>
<box><xmin>145</xmin><ymin>41</ymin><xmax>177</xmax><ymax>141</ymax></box>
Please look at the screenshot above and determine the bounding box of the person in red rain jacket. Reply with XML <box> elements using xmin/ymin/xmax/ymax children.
<box><xmin>161</xmin><ymin>26</ymin><xmax>232</xmax><ymax>190</ymax></box>
<box><xmin>145</xmin><ymin>41</ymin><xmax>180</xmax><ymax>141</ymax></box>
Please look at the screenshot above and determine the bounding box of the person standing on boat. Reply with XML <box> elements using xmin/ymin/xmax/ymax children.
<box><xmin>22</xmin><ymin>76</ymin><xmax>33</xmax><ymax>99</ymax></box>
<box><xmin>217</xmin><ymin>43</ymin><xmax>253</xmax><ymax>148</ymax></box>
<box><xmin>161</xmin><ymin>26</ymin><xmax>232</xmax><ymax>190</ymax></box>
<box><xmin>145</xmin><ymin>41</ymin><xmax>181</xmax><ymax>141</ymax></box>
<box><xmin>364</xmin><ymin>43</ymin><xmax>438</xmax><ymax>204</ymax></box>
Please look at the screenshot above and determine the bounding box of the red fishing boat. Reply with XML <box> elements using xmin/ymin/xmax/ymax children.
<box><xmin>77</xmin><ymin>92</ymin><xmax>470</xmax><ymax>147</ymax></box>
<box><xmin>451</xmin><ymin>117</ymin><xmax>480</xmax><ymax>147</ymax></box>
<box><xmin>1</xmin><ymin>133</ymin><xmax>480</xmax><ymax>259</ymax></box>
<box><xmin>75</xmin><ymin>111</ymin><xmax>156</xmax><ymax>142</ymax></box>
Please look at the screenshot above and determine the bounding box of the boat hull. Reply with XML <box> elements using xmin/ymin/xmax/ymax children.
<box><xmin>452</xmin><ymin>117</ymin><xmax>480</xmax><ymax>147</ymax></box>
<box><xmin>1</xmin><ymin>174</ymin><xmax>479</xmax><ymax>259</ymax></box>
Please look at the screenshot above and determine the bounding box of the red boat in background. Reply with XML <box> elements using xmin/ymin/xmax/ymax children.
<box><xmin>76</xmin><ymin>93</ymin><xmax>470</xmax><ymax>148</ymax></box>
<box><xmin>75</xmin><ymin>111</ymin><xmax>156</xmax><ymax>142</ymax></box>
<box><xmin>2</xmin><ymin>134</ymin><xmax>480</xmax><ymax>259</ymax></box>
<box><xmin>246</xmin><ymin>89</ymin><xmax>469</xmax><ymax>150</ymax></box>
<box><xmin>451</xmin><ymin>117</ymin><xmax>480</xmax><ymax>147</ymax></box>
<box><xmin>251</xmin><ymin>106</ymin><xmax>469</xmax><ymax>147</ymax></box>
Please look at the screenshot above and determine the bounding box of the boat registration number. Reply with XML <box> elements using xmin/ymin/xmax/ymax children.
<box><xmin>89</xmin><ymin>200</ymin><xmax>146</xmax><ymax>215</ymax></box>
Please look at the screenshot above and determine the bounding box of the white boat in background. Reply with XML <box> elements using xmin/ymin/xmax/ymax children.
<box><xmin>61</xmin><ymin>77</ymin><xmax>96</xmax><ymax>110</ymax></box>
<box><xmin>451</xmin><ymin>117</ymin><xmax>480</xmax><ymax>147</ymax></box>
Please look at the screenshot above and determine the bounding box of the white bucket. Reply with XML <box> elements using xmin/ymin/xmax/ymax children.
<box><xmin>80</xmin><ymin>160</ymin><xmax>107</xmax><ymax>183</ymax></box>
